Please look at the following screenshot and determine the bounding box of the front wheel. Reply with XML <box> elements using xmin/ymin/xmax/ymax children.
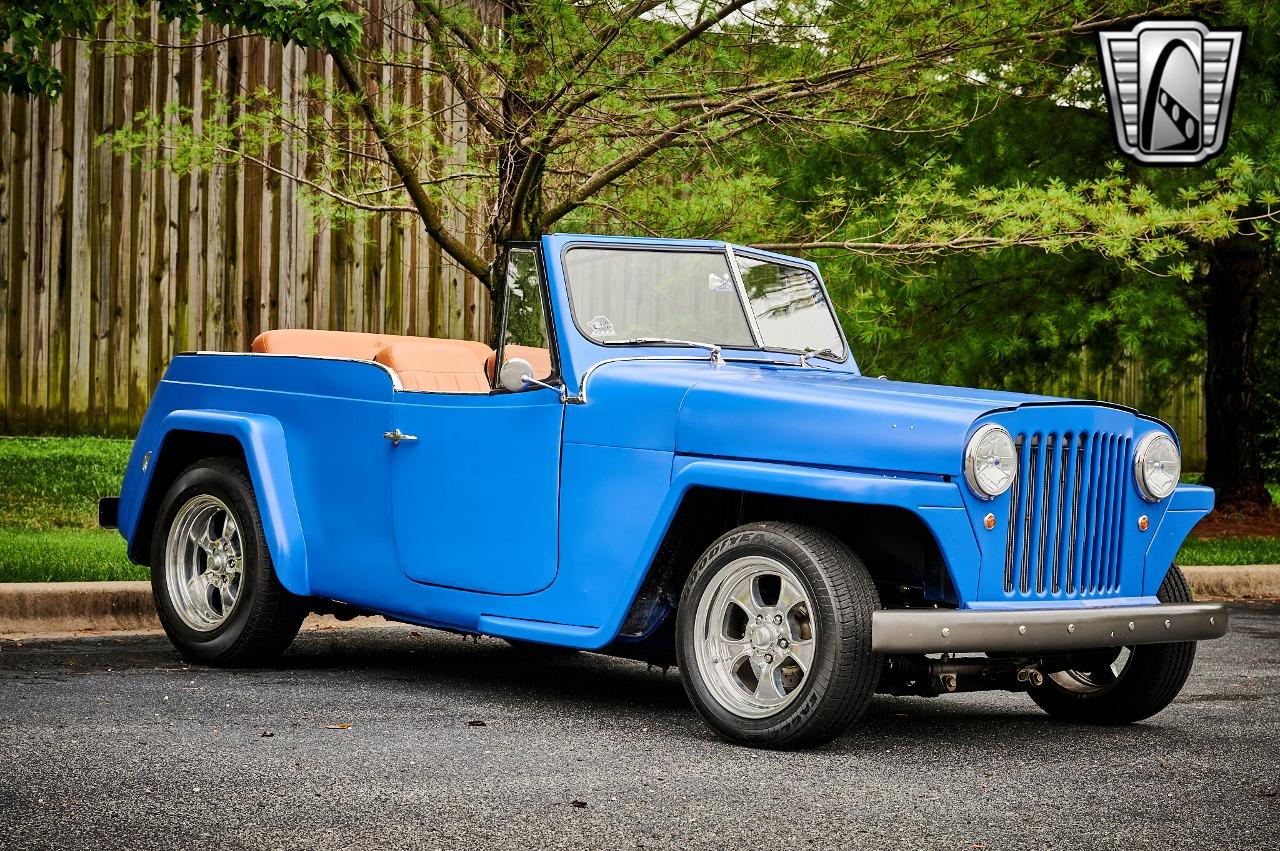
<box><xmin>1029</xmin><ymin>565</ymin><xmax>1197</xmax><ymax>724</ymax></box>
<box><xmin>675</xmin><ymin>522</ymin><xmax>880</xmax><ymax>749</ymax></box>
<box><xmin>151</xmin><ymin>458</ymin><xmax>306</xmax><ymax>666</ymax></box>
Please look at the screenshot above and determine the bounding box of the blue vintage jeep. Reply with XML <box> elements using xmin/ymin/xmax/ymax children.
<box><xmin>102</xmin><ymin>234</ymin><xmax>1226</xmax><ymax>748</ymax></box>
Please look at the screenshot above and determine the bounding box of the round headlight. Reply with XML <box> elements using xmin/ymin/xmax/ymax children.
<box><xmin>1134</xmin><ymin>431</ymin><xmax>1180</xmax><ymax>502</ymax></box>
<box><xmin>964</xmin><ymin>424</ymin><xmax>1017</xmax><ymax>500</ymax></box>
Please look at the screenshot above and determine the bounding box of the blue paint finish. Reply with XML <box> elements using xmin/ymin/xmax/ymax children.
<box><xmin>112</xmin><ymin>234</ymin><xmax>1213</xmax><ymax>653</ymax></box>
<box><xmin>1143</xmin><ymin>484</ymin><xmax>1215</xmax><ymax>595</ymax></box>
<box><xmin>389</xmin><ymin>386</ymin><xmax>564</xmax><ymax>595</ymax></box>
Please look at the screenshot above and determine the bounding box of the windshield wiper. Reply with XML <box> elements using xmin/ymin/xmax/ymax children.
<box><xmin>799</xmin><ymin>347</ymin><xmax>841</xmax><ymax>367</ymax></box>
<box><xmin>613</xmin><ymin>338</ymin><xmax>725</xmax><ymax>364</ymax></box>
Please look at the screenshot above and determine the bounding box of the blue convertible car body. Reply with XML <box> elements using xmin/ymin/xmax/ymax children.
<box><xmin>105</xmin><ymin>233</ymin><xmax>1226</xmax><ymax>745</ymax></box>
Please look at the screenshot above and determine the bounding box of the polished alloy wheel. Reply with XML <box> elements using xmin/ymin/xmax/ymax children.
<box><xmin>692</xmin><ymin>555</ymin><xmax>817</xmax><ymax>718</ymax></box>
<box><xmin>1047</xmin><ymin>647</ymin><xmax>1133</xmax><ymax>695</ymax></box>
<box><xmin>164</xmin><ymin>494</ymin><xmax>245</xmax><ymax>632</ymax></box>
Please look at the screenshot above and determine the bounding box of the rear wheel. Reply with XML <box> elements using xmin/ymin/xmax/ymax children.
<box><xmin>675</xmin><ymin>522</ymin><xmax>880</xmax><ymax>749</ymax></box>
<box><xmin>151</xmin><ymin>458</ymin><xmax>305</xmax><ymax>666</ymax></box>
<box><xmin>1029</xmin><ymin>565</ymin><xmax>1197</xmax><ymax>724</ymax></box>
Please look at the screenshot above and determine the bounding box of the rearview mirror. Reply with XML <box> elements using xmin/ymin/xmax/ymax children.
<box><xmin>499</xmin><ymin>358</ymin><xmax>535</xmax><ymax>392</ymax></box>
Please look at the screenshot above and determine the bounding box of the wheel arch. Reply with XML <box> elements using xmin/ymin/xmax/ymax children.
<box><xmin>125</xmin><ymin>411</ymin><xmax>310</xmax><ymax>596</ymax></box>
<box><xmin>617</xmin><ymin>460</ymin><xmax>976</xmax><ymax>642</ymax></box>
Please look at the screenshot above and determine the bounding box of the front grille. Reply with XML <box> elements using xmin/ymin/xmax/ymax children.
<box><xmin>1003</xmin><ymin>431</ymin><xmax>1131</xmax><ymax>597</ymax></box>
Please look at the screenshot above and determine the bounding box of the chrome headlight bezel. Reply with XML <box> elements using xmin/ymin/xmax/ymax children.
<box><xmin>964</xmin><ymin>424</ymin><xmax>1017</xmax><ymax>501</ymax></box>
<box><xmin>1134</xmin><ymin>431</ymin><xmax>1181</xmax><ymax>502</ymax></box>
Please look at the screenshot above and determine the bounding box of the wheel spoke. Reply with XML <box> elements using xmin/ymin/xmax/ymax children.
<box><xmin>754</xmin><ymin>666</ymin><xmax>785</xmax><ymax>703</ymax></box>
<box><xmin>728</xmin><ymin>577</ymin><xmax>760</xmax><ymax>617</ymax></box>
<box><xmin>709</xmin><ymin>636</ymin><xmax>750</xmax><ymax>668</ymax></box>
<box><xmin>219</xmin><ymin>583</ymin><xmax>236</xmax><ymax>614</ymax></box>
<box><xmin>776</xmin><ymin>576</ymin><xmax>807</xmax><ymax>614</ymax></box>
<box><xmin>220</xmin><ymin>512</ymin><xmax>238</xmax><ymax>546</ymax></box>
<box><xmin>786</xmin><ymin>638</ymin><xmax>815</xmax><ymax>673</ymax></box>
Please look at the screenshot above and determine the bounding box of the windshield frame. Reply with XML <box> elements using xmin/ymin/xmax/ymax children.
<box><xmin>559</xmin><ymin>240</ymin><xmax>851</xmax><ymax>365</ymax></box>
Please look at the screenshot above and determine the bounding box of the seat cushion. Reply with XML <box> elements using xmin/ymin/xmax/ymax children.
<box><xmin>374</xmin><ymin>340</ymin><xmax>491</xmax><ymax>393</ymax></box>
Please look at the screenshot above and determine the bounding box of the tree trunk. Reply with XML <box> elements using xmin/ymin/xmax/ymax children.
<box><xmin>1200</xmin><ymin>235</ymin><xmax>1272</xmax><ymax>510</ymax></box>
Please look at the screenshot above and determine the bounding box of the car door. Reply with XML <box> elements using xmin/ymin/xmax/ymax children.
<box><xmin>388</xmin><ymin>244</ymin><xmax>564</xmax><ymax>595</ymax></box>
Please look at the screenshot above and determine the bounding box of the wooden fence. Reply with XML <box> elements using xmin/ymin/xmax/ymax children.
<box><xmin>0</xmin><ymin>5</ymin><xmax>489</xmax><ymax>436</ymax></box>
<box><xmin>0</xmin><ymin>6</ymin><xmax>1208</xmax><ymax>468</ymax></box>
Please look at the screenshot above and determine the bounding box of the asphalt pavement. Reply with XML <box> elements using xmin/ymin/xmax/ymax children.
<box><xmin>1</xmin><ymin>604</ymin><xmax>1277</xmax><ymax>851</ymax></box>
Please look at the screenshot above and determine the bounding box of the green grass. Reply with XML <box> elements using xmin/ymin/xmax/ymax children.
<box><xmin>0</xmin><ymin>528</ymin><xmax>145</xmax><ymax>582</ymax></box>
<box><xmin>0</xmin><ymin>437</ymin><xmax>139</xmax><ymax>582</ymax></box>
<box><xmin>1175</xmin><ymin>536</ymin><xmax>1280</xmax><ymax>567</ymax></box>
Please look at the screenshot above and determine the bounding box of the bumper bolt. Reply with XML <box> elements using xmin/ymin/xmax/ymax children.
<box><xmin>941</xmin><ymin>627</ymin><xmax>951</xmax><ymax>638</ymax></box>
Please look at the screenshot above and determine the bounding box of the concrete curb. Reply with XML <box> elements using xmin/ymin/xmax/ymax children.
<box><xmin>1</xmin><ymin>568</ymin><xmax>1277</xmax><ymax>636</ymax></box>
<box><xmin>1180</xmin><ymin>565</ymin><xmax>1280</xmax><ymax>599</ymax></box>
<box><xmin>0</xmin><ymin>581</ymin><xmax>157</xmax><ymax>634</ymax></box>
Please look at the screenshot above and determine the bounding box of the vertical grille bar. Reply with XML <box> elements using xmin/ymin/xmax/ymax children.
<box><xmin>1003</xmin><ymin>435</ymin><xmax>1024</xmax><ymax>593</ymax></box>
<box><xmin>1107</xmin><ymin>437</ymin><xmax>1131</xmax><ymax>591</ymax></box>
<box><xmin>1034</xmin><ymin>433</ymin><xmax>1058</xmax><ymax>594</ymax></box>
<box><xmin>1052</xmin><ymin>433</ymin><xmax>1075</xmax><ymax>594</ymax></box>
<box><xmin>1071</xmin><ymin>433</ymin><xmax>1096</xmax><ymax>595</ymax></box>
<box><xmin>1096</xmin><ymin>435</ymin><xmax>1119</xmax><ymax>593</ymax></box>
<box><xmin>1019</xmin><ymin>436</ymin><xmax>1042</xmax><ymax>594</ymax></box>
<box><xmin>1065</xmin><ymin>435</ymin><xmax>1085</xmax><ymax>594</ymax></box>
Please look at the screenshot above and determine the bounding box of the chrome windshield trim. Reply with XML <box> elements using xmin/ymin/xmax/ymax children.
<box><xmin>723</xmin><ymin>243</ymin><xmax>764</xmax><ymax>348</ymax></box>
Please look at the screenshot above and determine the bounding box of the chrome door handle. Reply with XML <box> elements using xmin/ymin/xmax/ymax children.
<box><xmin>383</xmin><ymin>428</ymin><xmax>417</xmax><ymax>446</ymax></box>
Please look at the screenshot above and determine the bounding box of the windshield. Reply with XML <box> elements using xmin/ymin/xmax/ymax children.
<box><xmin>563</xmin><ymin>246</ymin><xmax>845</xmax><ymax>357</ymax></box>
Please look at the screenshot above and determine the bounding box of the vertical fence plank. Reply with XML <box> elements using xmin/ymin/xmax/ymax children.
<box><xmin>68</xmin><ymin>37</ymin><xmax>93</xmax><ymax>431</ymax></box>
<box><xmin>0</xmin><ymin>84</ymin><xmax>10</xmax><ymax>430</ymax></box>
<box><xmin>109</xmin><ymin>12</ymin><xmax>135</xmax><ymax>433</ymax></box>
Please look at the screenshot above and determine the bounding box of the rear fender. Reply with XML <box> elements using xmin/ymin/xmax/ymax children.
<box><xmin>121</xmin><ymin>410</ymin><xmax>310</xmax><ymax>596</ymax></box>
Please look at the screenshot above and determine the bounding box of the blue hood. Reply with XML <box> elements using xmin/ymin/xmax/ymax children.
<box><xmin>673</xmin><ymin>365</ymin><xmax>1058</xmax><ymax>477</ymax></box>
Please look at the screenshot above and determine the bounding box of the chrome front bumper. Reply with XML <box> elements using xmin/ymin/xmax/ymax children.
<box><xmin>871</xmin><ymin>602</ymin><xmax>1228</xmax><ymax>654</ymax></box>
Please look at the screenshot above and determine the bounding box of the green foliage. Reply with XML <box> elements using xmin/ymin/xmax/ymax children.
<box><xmin>152</xmin><ymin>0</ymin><xmax>361</xmax><ymax>52</ymax></box>
<box><xmin>1</xmin><ymin>0</ymin><xmax>362</xmax><ymax>99</ymax></box>
<box><xmin>0</xmin><ymin>0</ymin><xmax>101</xmax><ymax>97</ymax></box>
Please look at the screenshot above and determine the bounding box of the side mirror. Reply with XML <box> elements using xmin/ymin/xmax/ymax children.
<box><xmin>499</xmin><ymin>358</ymin><xmax>536</xmax><ymax>392</ymax></box>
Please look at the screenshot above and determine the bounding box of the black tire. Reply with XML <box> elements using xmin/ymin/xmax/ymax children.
<box><xmin>1029</xmin><ymin>565</ymin><xmax>1197</xmax><ymax>724</ymax></box>
<box><xmin>150</xmin><ymin>457</ymin><xmax>306</xmax><ymax>666</ymax></box>
<box><xmin>675</xmin><ymin>521</ymin><xmax>880</xmax><ymax>749</ymax></box>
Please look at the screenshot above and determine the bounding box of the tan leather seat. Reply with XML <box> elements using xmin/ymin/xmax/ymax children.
<box><xmin>251</xmin><ymin>329</ymin><xmax>494</xmax><ymax>393</ymax></box>
<box><xmin>486</xmin><ymin>345</ymin><xmax>554</xmax><ymax>382</ymax></box>
<box><xmin>374</xmin><ymin>340</ymin><xmax>490</xmax><ymax>393</ymax></box>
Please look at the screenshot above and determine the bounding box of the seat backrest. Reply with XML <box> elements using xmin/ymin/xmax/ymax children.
<box><xmin>251</xmin><ymin>329</ymin><xmax>493</xmax><ymax>365</ymax></box>
<box><xmin>374</xmin><ymin>340</ymin><xmax>491</xmax><ymax>393</ymax></box>
<box><xmin>485</xmin><ymin>345</ymin><xmax>554</xmax><ymax>383</ymax></box>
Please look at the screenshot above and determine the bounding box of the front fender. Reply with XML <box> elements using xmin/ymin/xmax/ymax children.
<box><xmin>663</xmin><ymin>457</ymin><xmax>982</xmax><ymax>600</ymax></box>
<box><xmin>121</xmin><ymin>410</ymin><xmax>310</xmax><ymax>596</ymax></box>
